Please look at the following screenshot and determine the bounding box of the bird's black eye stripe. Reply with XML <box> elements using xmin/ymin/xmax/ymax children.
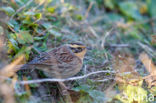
<box><xmin>77</xmin><ymin>47</ymin><xmax>82</xmax><ymax>52</ymax></box>
<box><xmin>69</xmin><ymin>47</ymin><xmax>84</xmax><ymax>53</ymax></box>
<box><xmin>75</xmin><ymin>47</ymin><xmax>84</xmax><ymax>53</ymax></box>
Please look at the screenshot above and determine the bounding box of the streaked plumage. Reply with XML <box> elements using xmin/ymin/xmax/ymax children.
<box><xmin>19</xmin><ymin>43</ymin><xmax>87</xmax><ymax>78</ymax></box>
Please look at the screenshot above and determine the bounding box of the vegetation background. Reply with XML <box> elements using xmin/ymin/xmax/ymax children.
<box><xmin>0</xmin><ymin>0</ymin><xmax>156</xmax><ymax>103</ymax></box>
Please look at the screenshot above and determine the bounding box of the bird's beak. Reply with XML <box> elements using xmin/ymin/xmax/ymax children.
<box><xmin>86</xmin><ymin>46</ymin><xmax>92</xmax><ymax>50</ymax></box>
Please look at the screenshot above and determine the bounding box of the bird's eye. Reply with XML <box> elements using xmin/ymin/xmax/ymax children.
<box><xmin>69</xmin><ymin>47</ymin><xmax>83</xmax><ymax>53</ymax></box>
<box><xmin>77</xmin><ymin>47</ymin><xmax>82</xmax><ymax>52</ymax></box>
<box><xmin>69</xmin><ymin>47</ymin><xmax>76</xmax><ymax>52</ymax></box>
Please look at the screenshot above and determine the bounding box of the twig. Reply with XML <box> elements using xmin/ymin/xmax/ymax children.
<box><xmin>116</xmin><ymin>17</ymin><xmax>156</xmax><ymax>28</ymax></box>
<box><xmin>101</xmin><ymin>28</ymin><xmax>113</xmax><ymax>48</ymax></box>
<box><xmin>8</xmin><ymin>26</ymin><xmax>16</xmax><ymax>33</ymax></box>
<box><xmin>10</xmin><ymin>0</ymin><xmax>33</xmax><ymax>20</ymax></box>
<box><xmin>105</xmin><ymin>44</ymin><xmax>130</xmax><ymax>48</ymax></box>
<box><xmin>142</xmin><ymin>75</ymin><xmax>153</xmax><ymax>80</ymax></box>
<box><xmin>138</xmin><ymin>42</ymin><xmax>156</xmax><ymax>57</ymax></box>
<box><xmin>17</xmin><ymin>70</ymin><xmax>115</xmax><ymax>84</ymax></box>
<box><xmin>32</xmin><ymin>1</ymin><xmax>45</xmax><ymax>11</ymax></box>
<box><xmin>134</xmin><ymin>17</ymin><xmax>156</xmax><ymax>26</ymax></box>
<box><xmin>40</xmin><ymin>26</ymin><xmax>55</xmax><ymax>35</ymax></box>
<box><xmin>91</xmin><ymin>78</ymin><xmax>114</xmax><ymax>82</ymax></box>
<box><xmin>85</xmin><ymin>2</ymin><xmax>94</xmax><ymax>19</ymax></box>
<box><xmin>88</xmin><ymin>26</ymin><xmax>99</xmax><ymax>38</ymax></box>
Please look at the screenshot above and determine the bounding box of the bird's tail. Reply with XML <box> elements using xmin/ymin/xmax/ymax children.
<box><xmin>15</xmin><ymin>64</ymin><xmax>36</xmax><ymax>75</ymax></box>
<box><xmin>14</xmin><ymin>64</ymin><xmax>30</xmax><ymax>72</ymax></box>
<box><xmin>0</xmin><ymin>64</ymin><xmax>30</xmax><ymax>77</ymax></box>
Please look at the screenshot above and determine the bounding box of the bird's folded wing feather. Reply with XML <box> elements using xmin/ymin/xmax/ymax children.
<box><xmin>28</xmin><ymin>52</ymin><xmax>55</xmax><ymax>65</ymax></box>
<box><xmin>27</xmin><ymin>46</ymin><xmax>78</xmax><ymax>66</ymax></box>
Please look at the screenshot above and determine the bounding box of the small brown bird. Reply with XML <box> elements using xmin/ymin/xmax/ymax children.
<box><xmin>18</xmin><ymin>43</ymin><xmax>87</xmax><ymax>78</ymax></box>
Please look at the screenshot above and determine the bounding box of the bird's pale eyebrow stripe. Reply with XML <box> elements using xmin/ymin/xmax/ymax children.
<box><xmin>70</xmin><ymin>43</ymin><xmax>83</xmax><ymax>45</ymax></box>
<box><xmin>69</xmin><ymin>47</ymin><xmax>75</xmax><ymax>50</ymax></box>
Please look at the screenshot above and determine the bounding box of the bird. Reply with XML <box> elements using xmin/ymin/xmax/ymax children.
<box><xmin>17</xmin><ymin>42</ymin><xmax>87</xmax><ymax>79</ymax></box>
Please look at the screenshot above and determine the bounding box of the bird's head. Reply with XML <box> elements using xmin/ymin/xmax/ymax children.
<box><xmin>67</xmin><ymin>42</ymin><xmax>87</xmax><ymax>60</ymax></box>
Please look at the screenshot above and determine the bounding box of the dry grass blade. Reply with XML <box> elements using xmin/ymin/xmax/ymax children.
<box><xmin>85</xmin><ymin>2</ymin><xmax>94</xmax><ymax>19</ymax></box>
<box><xmin>10</xmin><ymin>0</ymin><xmax>33</xmax><ymax>20</ymax></box>
<box><xmin>0</xmin><ymin>83</ymin><xmax>16</xmax><ymax>103</ymax></box>
<box><xmin>101</xmin><ymin>28</ymin><xmax>113</xmax><ymax>48</ymax></box>
<box><xmin>0</xmin><ymin>55</ymin><xmax>24</xmax><ymax>103</ymax></box>
<box><xmin>139</xmin><ymin>52</ymin><xmax>156</xmax><ymax>88</ymax></box>
<box><xmin>0</xmin><ymin>55</ymin><xmax>25</xmax><ymax>79</ymax></box>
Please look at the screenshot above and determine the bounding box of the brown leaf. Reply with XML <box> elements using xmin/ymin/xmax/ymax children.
<box><xmin>113</xmin><ymin>52</ymin><xmax>141</xmax><ymax>86</ymax></box>
<box><xmin>23</xmin><ymin>76</ymin><xmax>31</xmax><ymax>96</ymax></box>
<box><xmin>151</xmin><ymin>35</ymin><xmax>156</xmax><ymax>44</ymax></box>
<box><xmin>0</xmin><ymin>83</ymin><xmax>15</xmax><ymax>103</ymax></box>
<box><xmin>68</xmin><ymin>89</ymin><xmax>81</xmax><ymax>103</ymax></box>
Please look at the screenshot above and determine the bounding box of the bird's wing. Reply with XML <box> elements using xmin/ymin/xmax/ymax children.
<box><xmin>27</xmin><ymin>45</ymin><xmax>80</xmax><ymax>66</ymax></box>
<box><xmin>28</xmin><ymin>52</ymin><xmax>55</xmax><ymax>65</ymax></box>
<box><xmin>53</xmin><ymin>45</ymin><xmax>77</xmax><ymax>63</ymax></box>
<box><xmin>26</xmin><ymin>45</ymin><xmax>82</xmax><ymax>78</ymax></box>
<box><xmin>55</xmin><ymin>46</ymin><xmax>82</xmax><ymax>70</ymax></box>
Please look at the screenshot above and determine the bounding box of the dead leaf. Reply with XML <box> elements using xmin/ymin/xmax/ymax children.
<box><xmin>0</xmin><ymin>83</ymin><xmax>15</xmax><ymax>103</ymax></box>
<box><xmin>151</xmin><ymin>35</ymin><xmax>156</xmax><ymax>44</ymax></box>
<box><xmin>113</xmin><ymin>52</ymin><xmax>141</xmax><ymax>86</ymax></box>
<box><xmin>67</xmin><ymin>89</ymin><xmax>81</xmax><ymax>103</ymax></box>
<box><xmin>139</xmin><ymin>52</ymin><xmax>156</xmax><ymax>88</ymax></box>
<box><xmin>23</xmin><ymin>76</ymin><xmax>31</xmax><ymax>96</ymax></box>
